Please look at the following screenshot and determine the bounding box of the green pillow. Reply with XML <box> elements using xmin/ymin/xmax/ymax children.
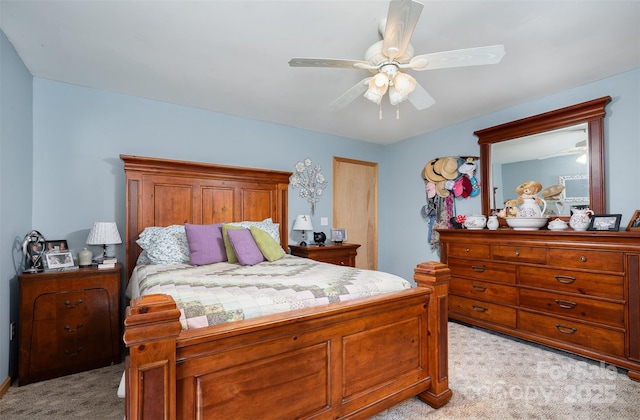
<box><xmin>222</xmin><ymin>224</ymin><xmax>245</xmax><ymax>263</ymax></box>
<box><xmin>250</xmin><ymin>226</ymin><xmax>286</xmax><ymax>261</ymax></box>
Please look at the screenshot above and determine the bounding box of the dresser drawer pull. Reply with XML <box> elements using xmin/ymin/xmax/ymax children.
<box><xmin>64</xmin><ymin>347</ymin><xmax>84</xmax><ymax>356</ymax></box>
<box><xmin>64</xmin><ymin>299</ymin><xmax>84</xmax><ymax>308</ymax></box>
<box><xmin>472</xmin><ymin>285</ymin><xmax>487</xmax><ymax>292</ymax></box>
<box><xmin>471</xmin><ymin>265</ymin><xmax>486</xmax><ymax>273</ymax></box>
<box><xmin>555</xmin><ymin>324</ymin><xmax>577</xmax><ymax>334</ymax></box>
<box><xmin>580</xmin><ymin>256</ymin><xmax>587</xmax><ymax>262</ymax></box>
<box><xmin>472</xmin><ymin>305</ymin><xmax>488</xmax><ymax>313</ymax></box>
<box><xmin>465</xmin><ymin>248</ymin><xmax>470</xmax><ymax>253</ymax></box>
<box><xmin>554</xmin><ymin>299</ymin><xmax>577</xmax><ymax>309</ymax></box>
<box><xmin>64</xmin><ymin>323</ymin><xmax>84</xmax><ymax>332</ymax></box>
<box><xmin>554</xmin><ymin>275</ymin><xmax>576</xmax><ymax>284</ymax></box>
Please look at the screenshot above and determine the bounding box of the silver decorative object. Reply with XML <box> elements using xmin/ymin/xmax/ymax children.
<box><xmin>290</xmin><ymin>158</ymin><xmax>327</xmax><ymax>215</ymax></box>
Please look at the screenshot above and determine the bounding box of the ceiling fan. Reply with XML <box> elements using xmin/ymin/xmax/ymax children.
<box><xmin>288</xmin><ymin>0</ymin><xmax>506</xmax><ymax>113</ymax></box>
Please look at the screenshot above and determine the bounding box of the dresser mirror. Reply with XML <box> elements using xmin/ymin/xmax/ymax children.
<box><xmin>475</xmin><ymin>96</ymin><xmax>611</xmax><ymax>219</ymax></box>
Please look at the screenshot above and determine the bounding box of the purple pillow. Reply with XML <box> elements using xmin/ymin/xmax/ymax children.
<box><xmin>227</xmin><ymin>228</ymin><xmax>265</xmax><ymax>266</ymax></box>
<box><xmin>184</xmin><ymin>223</ymin><xmax>227</xmax><ymax>265</ymax></box>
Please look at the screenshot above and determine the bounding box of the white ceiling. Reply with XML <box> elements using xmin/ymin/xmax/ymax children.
<box><xmin>1</xmin><ymin>1</ymin><xmax>638</xmax><ymax>145</ymax></box>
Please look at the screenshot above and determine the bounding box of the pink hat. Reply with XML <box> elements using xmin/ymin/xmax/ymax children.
<box><xmin>425</xmin><ymin>182</ymin><xmax>436</xmax><ymax>198</ymax></box>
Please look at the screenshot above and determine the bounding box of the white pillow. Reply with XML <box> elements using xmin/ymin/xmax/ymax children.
<box><xmin>136</xmin><ymin>225</ymin><xmax>190</xmax><ymax>264</ymax></box>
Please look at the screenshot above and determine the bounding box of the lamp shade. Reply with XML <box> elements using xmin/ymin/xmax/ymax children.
<box><xmin>292</xmin><ymin>215</ymin><xmax>313</xmax><ymax>231</ymax></box>
<box><xmin>86</xmin><ymin>222</ymin><xmax>122</xmax><ymax>246</ymax></box>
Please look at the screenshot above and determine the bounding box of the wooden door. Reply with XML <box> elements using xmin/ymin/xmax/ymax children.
<box><xmin>333</xmin><ymin>157</ymin><xmax>378</xmax><ymax>270</ymax></box>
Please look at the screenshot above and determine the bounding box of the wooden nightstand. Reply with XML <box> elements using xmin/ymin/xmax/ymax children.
<box><xmin>289</xmin><ymin>243</ymin><xmax>360</xmax><ymax>267</ymax></box>
<box><xmin>18</xmin><ymin>264</ymin><xmax>122</xmax><ymax>385</ymax></box>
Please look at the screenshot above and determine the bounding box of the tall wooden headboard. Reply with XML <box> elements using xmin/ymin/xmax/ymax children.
<box><xmin>120</xmin><ymin>155</ymin><xmax>291</xmax><ymax>278</ymax></box>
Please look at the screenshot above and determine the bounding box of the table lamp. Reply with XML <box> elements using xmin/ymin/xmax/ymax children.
<box><xmin>86</xmin><ymin>222</ymin><xmax>122</xmax><ymax>261</ymax></box>
<box><xmin>292</xmin><ymin>215</ymin><xmax>313</xmax><ymax>247</ymax></box>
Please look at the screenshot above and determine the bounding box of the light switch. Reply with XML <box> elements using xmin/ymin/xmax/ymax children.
<box><xmin>320</xmin><ymin>217</ymin><xmax>328</xmax><ymax>226</ymax></box>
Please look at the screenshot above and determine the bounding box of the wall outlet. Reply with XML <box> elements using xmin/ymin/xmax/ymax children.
<box><xmin>10</xmin><ymin>322</ymin><xmax>16</xmax><ymax>341</ymax></box>
<box><xmin>320</xmin><ymin>217</ymin><xmax>329</xmax><ymax>226</ymax></box>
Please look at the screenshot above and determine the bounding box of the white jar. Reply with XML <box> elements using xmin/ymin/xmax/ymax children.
<box><xmin>487</xmin><ymin>215</ymin><xmax>499</xmax><ymax>230</ymax></box>
<box><xmin>78</xmin><ymin>247</ymin><xmax>93</xmax><ymax>267</ymax></box>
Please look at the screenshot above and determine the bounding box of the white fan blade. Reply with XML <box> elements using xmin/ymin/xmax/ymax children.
<box><xmin>408</xmin><ymin>81</ymin><xmax>436</xmax><ymax>110</ymax></box>
<box><xmin>401</xmin><ymin>45</ymin><xmax>506</xmax><ymax>71</ymax></box>
<box><xmin>330</xmin><ymin>78</ymin><xmax>371</xmax><ymax>109</ymax></box>
<box><xmin>382</xmin><ymin>0</ymin><xmax>423</xmax><ymax>61</ymax></box>
<box><xmin>288</xmin><ymin>58</ymin><xmax>371</xmax><ymax>69</ymax></box>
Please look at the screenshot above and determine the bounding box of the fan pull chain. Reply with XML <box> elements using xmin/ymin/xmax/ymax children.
<box><xmin>379</xmin><ymin>103</ymin><xmax>383</xmax><ymax>120</ymax></box>
<box><xmin>396</xmin><ymin>106</ymin><xmax>400</xmax><ymax>119</ymax></box>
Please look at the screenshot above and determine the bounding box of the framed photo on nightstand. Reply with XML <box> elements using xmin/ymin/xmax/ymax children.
<box><xmin>330</xmin><ymin>228</ymin><xmax>347</xmax><ymax>244</ymax></box>
<box><xmin>45</xmin><ymin>251</ymin><xmax>74</xmax><ymax>269</ymax></box>
<box><xmin>44</xmin><ymin>240</ymin><xmax>68</xmax><ymax>252</ymax></box>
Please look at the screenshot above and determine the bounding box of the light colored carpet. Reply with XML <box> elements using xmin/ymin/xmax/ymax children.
<box><xmin>1</xmin><ymin>321</ymin><xmax>638</xmax><ymax>419</ymax></box>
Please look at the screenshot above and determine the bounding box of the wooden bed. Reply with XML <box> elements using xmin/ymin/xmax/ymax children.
<box><xmin>120</xmin><ymin>154</ymin><xmax>452</xmax><ymax>419</ymax></box>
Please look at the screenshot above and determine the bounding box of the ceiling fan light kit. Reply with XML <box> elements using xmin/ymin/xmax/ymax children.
<box><xmin>288</xmin><ymin>0</ymin><xmax>506</xmax><ymax>117</ymax></box>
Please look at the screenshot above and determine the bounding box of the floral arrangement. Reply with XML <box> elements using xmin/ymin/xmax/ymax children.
<box><xmin>290</xmin><ymin>158</ymin><xmax>327</xmax><ymax>215</ymax></box>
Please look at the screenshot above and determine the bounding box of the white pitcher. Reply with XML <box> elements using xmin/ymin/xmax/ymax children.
<box><xmin>517</xmin><ymin>197</ymin><xmax>547</xmax><ymax>218</ymax></box>
<box><xmin>569</xmin><ymin>208</ymin><xmax>593</xmax><ymax>231</ymax></box>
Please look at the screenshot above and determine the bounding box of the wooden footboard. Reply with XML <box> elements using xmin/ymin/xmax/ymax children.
<box><xmin>123</xmin><ymin>261</ymin><xmax>451</xmax><ymax>419</ymax></box>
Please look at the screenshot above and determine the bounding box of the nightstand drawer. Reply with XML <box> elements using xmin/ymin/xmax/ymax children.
<box><xmin>33</xmin><ymin>289</ymin><xmax>110</xmax><ymax>320</ymax></box>
<box><xmin>289</xmin><ymin>244</ymin><xmax>360</xmax><ymax>267</ymax></box>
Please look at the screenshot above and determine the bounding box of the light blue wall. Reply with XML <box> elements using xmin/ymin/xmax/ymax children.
<box><xmin>31</xmin><ymin>79</ymin><xmax>385</xmax><ymax>258</ymax></box>
<box><xmin>382</xmin><ymin>69</ymin><xmax>640</xmax><ymax>282</ymax></box>
<box><xmin>0</xmin><ymin>31</ymin><xmax>33</xmax><ymax>382</ymax></box>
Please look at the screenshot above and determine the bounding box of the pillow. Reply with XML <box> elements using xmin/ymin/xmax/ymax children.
<box><xmin>250</xmin><ymin>226</ymin><xmax>286</xmax><ymax>262</ymax></box>
<box><xmin>135</xmin><ymin>250</ymin><xmax>152</xmax><ymax>266</ymax></box>
<box><xmin>227</xmin><ymin>228</ymin><xmax>265</xmax><ymax>266</ymax></box>
<box><xmin>221</xmin><ymin>224</ymin><xmax>245</xmax><ymax>263</ymax></box>
<box><xmin>184</xmin><ymin>223</ymin><xmax>226</xmax><ymax>265</ymax></box>
<box><xmin>227</xmin><ymin>218</ymin><xmax>280</xmax><ymax>244</ymax></box>
<box><xmin>136</xmin><ymin>225</ymin><xmax>190</xmax><ymax>264</ymax></box>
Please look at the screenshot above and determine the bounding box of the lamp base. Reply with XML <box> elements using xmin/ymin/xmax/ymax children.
<box><xmin>299</xmin><ymin>241</ymin><xmax>308</xmax><ymax>247</ymax></box>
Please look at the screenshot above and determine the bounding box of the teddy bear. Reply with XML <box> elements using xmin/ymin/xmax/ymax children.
<box><xmin>498</xmin><ymin>199</ymin><xmax>519</xmax><ymax>218</ymax></box>
<box><xmin>515</xmin><ymin>180</ymin><xmax>544</xmax><ymax>206</ymax></box>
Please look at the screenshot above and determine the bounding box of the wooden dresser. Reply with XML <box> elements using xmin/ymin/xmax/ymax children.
<box><xmin>18</xmin><ymin>264</ymin><xmax>122</xmax><ymax>385</ymax></box>
<box><xmin>438</xmin><ymin>229</ymin><xmax>640</xmax><ymax>380</ymax></box>
<box><xmin>289</xmin><ymin>243</ymin><xmax>360</xmax><ymax>267</ymax></box>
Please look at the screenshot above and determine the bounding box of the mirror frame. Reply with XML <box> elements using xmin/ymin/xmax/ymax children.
<box><xmin>475</xmin><ymin>96</ymin><xmax>611</xmax><ymax>218</ymax></box>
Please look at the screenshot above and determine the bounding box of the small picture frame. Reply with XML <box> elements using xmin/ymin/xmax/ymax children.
<box><xmin>45</xmin><ymin>251</ymin><xmax>75</xmax><ymax>269</ymax></box>
<box><xmin>44</xmin><ymin>240</ymin><xmax>68</xmax><ymax>252</ymax></box>
<box><xmin>587</xmin><ymin>214</ymin><xmax>622</xmax><ymax>231</ymax></box>
<box><xmin>627</xmin><ymin>210</ymin><xmax>640</xmax><ymax>231</ymax></box>
<box><xmin>330</xmin><ymin>228</ymin><xmax>347</xmax><ymax>244</ymax></box>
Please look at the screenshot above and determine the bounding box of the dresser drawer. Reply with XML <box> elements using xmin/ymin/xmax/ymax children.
<box><xmin>446</xmin><ymin>243</ymin><xmax>490</xmax><ymax>259</ymax></box>
<box><xmin>548</xmin><ymin>248</ymin><xmax>623</xmax><ymax>272</ymax></box>
<box><xmin>518</xmin><ymin>266</ymin><xmax>623</xmax><ymax>300</ymax></box>
<box><xmin>519</xmin><ymin>289</ymin><xmax>624</xmax><ymax>327</ymax></box>
<box><xmin>449</xmin><ymin>295</ymin><xmax>516</xmax><ymax>328</ymax></box>
<box><xmin>450</xmin><ymin>278</ymin><xmax>517</xmax><ymax>305</ymax></box>
<box><xmin>518</xmin><ymin>310</ymin><xmax>625</xmax><ymax>357</ymax></box>
<box><xmin>448</xmin><ymin>258</ymin><xmax>515</xmax><ymax>284</ymax></box>
<box><xmin>492</xmin><ymin>245</ymin><xmax>547</xmax><ymax>264</ymax></box>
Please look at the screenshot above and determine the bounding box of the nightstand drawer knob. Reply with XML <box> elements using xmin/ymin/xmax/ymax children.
<box><xmin>64</xmin><ymin>347</ymin><xmax>84</xmax><ymax>356</ymax></box>
<box><xmin>64</xmin><ymin>299</ymin><xmax>83</xmax><ymax>308</ymax></box>
<box><xmin>64</xmin><ymin>323</ymin><xmax>83</xmax><ymax>332</ymax></box>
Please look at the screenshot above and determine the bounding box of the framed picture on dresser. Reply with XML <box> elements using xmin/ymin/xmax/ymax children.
<box><xmin>627</xmin><ymin>210</ymin><xmax>640</xmax><ymax>231</ymax></box>
<box><xmin>587</xmin><ymin>214</ymin><xmax>621</xmax><ymax>231</ymax></box>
